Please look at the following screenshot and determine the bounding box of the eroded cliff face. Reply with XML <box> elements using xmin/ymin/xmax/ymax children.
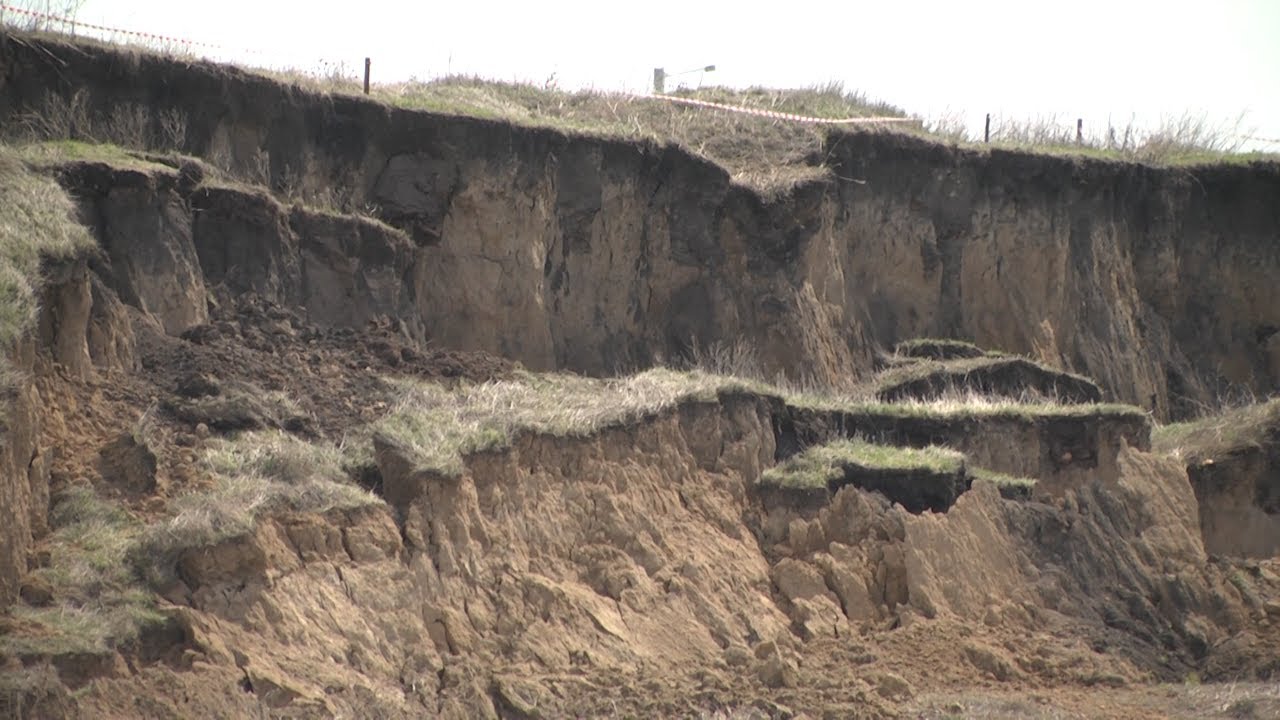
<box><xmin>824</xmin><ymin>133</ymin><xmax>1280</xmax><ymax>420</ymax></box>
<box><xmin>5</xmin><ymin>32</ymin><xmax>1277</xmax><ymax>418</ymax></box>
<box><xmin>39</xmin><ymin>391</ymin><xmax>1273</xmax><ymax>719</ymax></box>
<box><xmin>0</xmin><ymin>158</ymin><xmax>1276</xmax><ymax>716</ymax></box>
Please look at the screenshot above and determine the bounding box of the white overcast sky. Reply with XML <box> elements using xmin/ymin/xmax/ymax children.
<box><xmin>13</xmin><ymin>0</ymin><xmax>1280</xmax><ymax>148</ymax></box>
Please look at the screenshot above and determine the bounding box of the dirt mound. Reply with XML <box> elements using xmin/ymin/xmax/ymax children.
<box><xmin>152</xmin><ymin>292</ymin><xmax>515</xmax><ymax>439</ymax></box>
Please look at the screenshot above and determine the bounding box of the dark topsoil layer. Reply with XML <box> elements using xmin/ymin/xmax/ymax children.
<box><xmin>144</xmin><ymin>292</ymin><xmax>515</xmax><ymax>440</ymax></box>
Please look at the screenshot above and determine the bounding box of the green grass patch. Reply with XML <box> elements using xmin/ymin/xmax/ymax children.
<box><xmin>761</xmin><ymin>438</ymin><xmax>964</xmax><ymax>490</ymax></box>
<box><xmin>375</xmin><ymin>368</ymin><xmax>766</xmax><ymax>476</ymax></box>
<box><xmin>1153</xmin><ymin>398</ymin><xmax>1280</xmax><ymax>459</ymax></box>
<box><xmin>3</xmin><ymin>486</ymin><xmax>165</xmax><ymax>658</ymax></box>
<box><xmin>10</xmin><ymin>139</ymin><xmax>170</xmax><ymax>172</ymax></box>
<box><xmin>139</xmin><ymin>430</ymin><xmax>379</xmax><ymax>569</ymax></box>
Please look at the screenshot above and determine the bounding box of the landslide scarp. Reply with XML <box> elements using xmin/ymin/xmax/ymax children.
<box><xmin>1</xmin><ymin>29</ymin><xmax>1280</xmax><ymax>719</ymax></box>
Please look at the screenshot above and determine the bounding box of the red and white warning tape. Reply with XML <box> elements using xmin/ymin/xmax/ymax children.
<box><xmin>647</xmin><ymin>93</ymin><xmax>918</xmax><ymax>125</ymax></box>
<box><xmin>0</xmin><ymin>2</ymin><xmax>226</xmax><ymax>51</ymax></box>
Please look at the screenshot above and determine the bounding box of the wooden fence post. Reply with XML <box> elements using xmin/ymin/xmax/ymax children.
<box><xmin>984</xmin><ymin>114</ymin><xmax>990</xmax><ymax>143</ymax></box>
<box><xmin>364</xmin><ymin>58</ymin><xmax>371</xmax><ymax>95</ymax></box>
<box><xmin>1076</xmin><ymin>118</ymin><xmax>1083</xmax><ymax>144</ymax></box>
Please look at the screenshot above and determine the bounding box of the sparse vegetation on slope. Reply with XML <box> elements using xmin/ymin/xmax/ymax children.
<box><xmin>0</xmin><ymin>143</ymin><xmax>95</xmax><ymax>397</ymax></box>
<box><xmin>140</xmin><ymin>430</ymin><xmax>378</xmax><ymax>571</ymax></box>
<box><xmin>3</xmin><ymin>486</ymin><xmax>163</xmax><ymax>657</ymax></box>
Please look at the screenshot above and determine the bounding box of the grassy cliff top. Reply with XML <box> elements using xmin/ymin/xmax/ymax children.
<box><xmin>5</xmin><ymin>28</ymin><xmax>1275</xmax><ymax>199</ymax></box>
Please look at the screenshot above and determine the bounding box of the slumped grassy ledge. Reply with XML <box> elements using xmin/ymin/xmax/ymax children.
<box><xmin>1153</xmin><ymin>398</ymin><xmax>1280</xmax><ymax>460</ymax></box>
<box><xmin>970</xmin><ymin>467</ymin><xmax>1038</xmax><ymax>501</ymax></box>
<box><xmin>760</xmin><ymin>438</ymin><xmax>968</xmax><ymax>514</ymax></box>
<box><xmin>872</xmin><ymin>355</ymin><xmax>1103</xmax><ymax>404</ymax></box>
<box><xmin>373</xmin><ymin>368</ymin><xmax>769</xmax><ymax>477</ymax></box>
<box><xmin>0</xmin><ymin>143</ymin><xmax>96</xmax><ymax>393</ymax></box>
<box><xmin>759</xmin><ymin>438</ymin><xmax>1039</xmax><ymax>512</ymax></box>
<box><xmin>893</xmin><ymin>338</ymin><xmax>987</xmax><ymax>361</ymax></box>
<box><xmin>790</xmin><ymin>394</ymin><xmax>1147</xmax><ymax>420</ymax></box>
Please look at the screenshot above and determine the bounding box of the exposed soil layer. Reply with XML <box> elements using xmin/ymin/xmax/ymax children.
<box><xmin>2</xmin><ymin>240</ymin><xmax>1278</xmax><ymax>720</ymax></box>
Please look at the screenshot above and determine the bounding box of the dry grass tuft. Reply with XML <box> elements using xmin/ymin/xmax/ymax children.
<box><xmin>790</xmin><ymin>386</ymin><xmax>1145</xmax><ymax>421</ymax></box>
<box><xmin>3</xmin><ymin>486</ymin><xmax>165</xmax><ymax>657</ymax></box>
<box><xmin>924</xmin><ymin>111</ymin><xmax>1275</xmax><ymax>166</ymax></box>
<box><xmin>4</xmin><ymin>87</ymin><xmax>189</xmax><ymax>153</ymax></box>
<box><xmin>141</xmin><ymin>430</ymin><xmax>378</xmax><ymax>564</ymax></box>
